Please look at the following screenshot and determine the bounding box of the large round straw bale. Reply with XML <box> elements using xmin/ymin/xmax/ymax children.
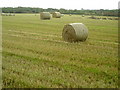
<box><xmin>40</xmin><ymin>12</ymin><xmax>51</xmax><ymax>20</ymax></box>
<box><xmin>52</xmin><ymin>12</ymin><xmax>61</xmax><ymax>18</ymax></box>
<box><xmin>62</xmin><ymin>23</ymin><xmax>88</xmax><ymax>42</ymax></box>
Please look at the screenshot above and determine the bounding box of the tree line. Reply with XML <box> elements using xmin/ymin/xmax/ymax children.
<box><xmin>2</xmin><ymin>7</ymin><xmax>119</xmax><ymax>17</ymax></box>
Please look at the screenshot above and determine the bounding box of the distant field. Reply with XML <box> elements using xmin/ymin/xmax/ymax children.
<box><xmin>2</xmin><ymin>14</ymin><xmax>118</xmax><ymax>88</ymax></box>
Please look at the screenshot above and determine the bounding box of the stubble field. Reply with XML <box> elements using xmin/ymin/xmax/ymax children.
<box><xmin>2</xmin><ymin>14</ymin><xmax>118</xmax><ymax>88</ymax></box>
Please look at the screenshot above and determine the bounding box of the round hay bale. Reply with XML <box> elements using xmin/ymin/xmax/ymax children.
<box><xmin>13</xmin><ymin>14</ymin><xmax>15</xmax><ymax>16</ymax></box>
<box><xmin>40</xmin><ymin>12</ymin><xmax>51</xmax><ymax>20</ymax></box>
<box><xmin>1</xmin><ymin>13</ymin><xmax>6</xmax><ymax>16</ymax></box>
<box><xmin>62</xmin><ymin>23</ymin><xmax>88</xmax><ymax>42</ymax></box>
<box><xmin>114</xmin><ymin>18</ymin><xmax>118</xmax><ymax>20</ymax></box>
<box><xmin>82</xmin><ymin>15</ymin><xmax>85</xmax><ymax>17</ymax></box>
<box><xmin>89</xmin><ymin>16</ymin><xmax>96</xmax><ymax>19</ymax></box>
<box><xmin>9</xmin><ymin>13</ymin><xmax>15</xmax><ymax>16</ymax></box>
<box><xmin>11</xmin><ymin>13</ymin><xmax>15</xmax><ymax>16</ymax></box>
<box><xmin>52</xmin><ymin>12</ymin><xmax>61</xmax><ymax>18</ymax></box>
<box><xmin>102</xmin><ymin>17</ymin><xmax>107</xmax><ymax>20</ymax></box>
<box><xmin>108</xmin><ymin>18</ymin><xmax>112</xmax><ymax>20</ymax></box>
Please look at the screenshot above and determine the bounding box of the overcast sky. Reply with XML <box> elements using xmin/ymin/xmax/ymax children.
<box><xmin>0</xmin><ymin>0</ymin><xmax>119</xmax><ymax>10</ymax></box>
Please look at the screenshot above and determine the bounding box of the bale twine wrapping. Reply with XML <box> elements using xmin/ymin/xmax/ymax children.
<box><xmin>52</xmin><ymin>12</ymin><xmax>61</xmax><ymax>18</ymax></box>
<box><xmin>62</xmin><ymin>23</ymin><xmax>88</xmax><ymax>42</ymax></box>
<box><xmin>40</xmin><ymin>12</ymin><xmax>51</xmax><ymax>20</ymax></box>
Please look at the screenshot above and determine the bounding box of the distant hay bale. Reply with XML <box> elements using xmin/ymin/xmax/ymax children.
<box><xmin>102</xmin><ymin>17</ymin><xmax>107</xmax><ymax>20</ymax></box>
<box><xmin>96</xmin><ymin>17</ymin><xmax>101</xmax><ymax>19</ymax></box>
<box><xmin>69</xmin><ymin>14</ymin><xmax>72</xmax><ymax>16</ymax></box>
<box><xmin>40</xmin><ymin>12</ymin><xmax>51</xmax><ymax>20</ymax></box>
<box><xmin>82</xmin><ymin>15</ymin><xmax>85</xmax><ymax>17</ymax></box>
<box><xmin>6</xmin><ymin>13</ymin><xmax>12</xmax><ymax>16</ymax></box>
<box><xmin>113</xmin><ymin>18</ymin><xmax>118</xmax><ymax>20</ymax></box>
<box><xmin>62</xmin><ymin>23</ymin><xmax>88</xmax><ymax>42</ymax></box>
<box><xmin>89</xmin><ymin>16</ymin><xmax>96</xmax><ymax>19</ymax></box>
<box><xmin>52</xmin><ymin>12</ymin><xmax>61</xmax><ymax>18</ymax></box>
<box><xmin>5</xmin><ymin>13</ymin><xmax>9</xmax><ymax>16</ymax></box>
<box><xmin>9</xmin><ymin>13</ymin><xmax>15</xmax><ymax>16</ymax></box>
<box><xmin>1</xmin><ymin>13</ymin><xmax>6</xmax><ymax>16</ymax></box>
<box><xmin>11</xmin><ymin>13</ymin><xmax>15</xmax><ymax>16</ymax></box>
<box><xmin>108</xmin><ymin>18</ymin><xmax>113</xmax><ymax>20</ymax></box>
<box><xmin>5</xmin><ymin>13</ymin><xmax>14</xmax><ymax>16</ymax></box>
